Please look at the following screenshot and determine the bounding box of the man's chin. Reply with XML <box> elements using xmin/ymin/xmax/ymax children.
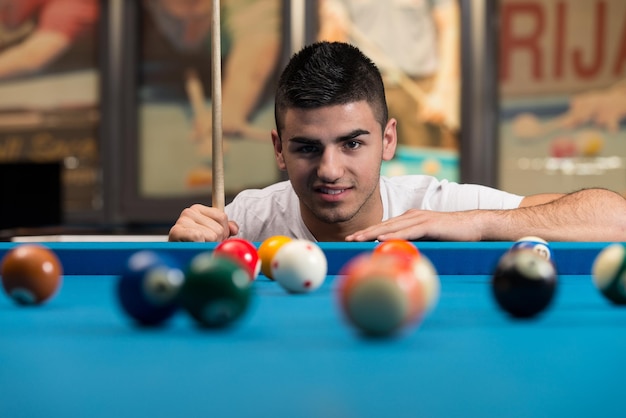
<box><xmin>312</xmin><ymin>209</ymin><xmax>355</xmax><ymax>225</ymax></box>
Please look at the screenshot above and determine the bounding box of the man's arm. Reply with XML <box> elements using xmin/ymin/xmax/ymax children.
<box><xmin>346</xmin><ymin>188</ymin><xmax>626</xmax><ymax>242</ymax></box>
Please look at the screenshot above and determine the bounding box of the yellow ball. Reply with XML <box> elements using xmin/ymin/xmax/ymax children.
<box><xmin>257</xmin><ymin>235</ymin><xmax>292</xmax><ymax>279</ymax></box>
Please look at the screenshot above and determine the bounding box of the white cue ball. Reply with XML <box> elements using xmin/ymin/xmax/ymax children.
<box><xmin>271</xmin><ymin>239</ymin><xmax>327</xmax><ymax>293</ymax></box>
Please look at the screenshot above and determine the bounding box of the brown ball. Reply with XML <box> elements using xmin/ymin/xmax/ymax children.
<box><xmin>1</xmin><ymin>244</ymin><xmax>63</xmax><ymax>305</ymax></box>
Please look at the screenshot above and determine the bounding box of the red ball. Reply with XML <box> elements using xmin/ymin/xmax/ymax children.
<box><xmin>1</xmin><ymin>244</ymin><xmax>63</xmax><ymax>305</ymax></box>
<box><xmin>214</xmin><ymin>238</ymin><xmax>260</xmax><ymax>281</ymax></box>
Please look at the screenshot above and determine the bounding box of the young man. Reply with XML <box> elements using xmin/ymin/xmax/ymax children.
<box><xmin>169</xmin><ymin>41</ymin><xmax>626</xmax><ymax>243</ymax></box>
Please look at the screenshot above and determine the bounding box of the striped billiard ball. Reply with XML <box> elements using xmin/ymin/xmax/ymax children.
<box><xmin>117</xmin><ymin>251</ymin><xmax>184</xmax><ymax>326</ymax></box>
<box><xmin>511</xmin><ymin>236</ymin><xmax>552</xmax><ymax>261</ymax></box>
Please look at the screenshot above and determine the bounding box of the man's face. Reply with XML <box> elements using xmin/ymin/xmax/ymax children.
<box><xmin>272</xmin><ymin>101</ymin><xmax>397</xmax><ymax>233</ymax></box>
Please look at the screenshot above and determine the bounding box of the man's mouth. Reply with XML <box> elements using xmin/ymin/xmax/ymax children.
<box><xmin>319</xmin><ymin>187</ymin><xmax>346</xmax><ymax>195</ymax></box>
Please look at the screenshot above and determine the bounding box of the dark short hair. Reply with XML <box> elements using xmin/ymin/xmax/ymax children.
<box><xmin>274</xmin><ymin>41</ymin><xmax>388</xmax><ymax>136</ymax></box>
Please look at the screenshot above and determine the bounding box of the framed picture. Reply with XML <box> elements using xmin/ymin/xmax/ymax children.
<box><xmin>0</xmin><ymin>0</ymin><xmax>102</xmax><ymax>224</ymax></box>
<box><xmin>110</xmin><ymin>0</ymin><xmax>290</xmax><ymax>224</ymax></box>
<box><xmin>497</xmin><ymin>0</ymin><xmax>626</xmax><ymax>195</ymax></box>
<box><xmin>316</xmin><ymin>0</ymin><xmax>463</xmax><ymax>182</ymax></box>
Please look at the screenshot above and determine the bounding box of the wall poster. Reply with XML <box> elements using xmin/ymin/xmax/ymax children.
<box><xmin>499</xmin><ymin>0</ymin><xmax>626</xmax><ymax>196</ymax></box>
<box><xmin>137</xmin><ymin>0</ymin><xmax>284</xmax><ymax>199</ymax></box>
<box><xmin>0</xmin><ymin>0</ymin><xmax>101</xmax><ymax>220</ymax></box>
<box><xmin>316</xmin><ymin>0</ymin><xmax>462</xmax><ymax>182</ymax></box>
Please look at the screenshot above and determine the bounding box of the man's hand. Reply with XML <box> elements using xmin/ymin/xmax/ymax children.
<box><xmin>345</xmin><ymin>209</ymin><xmax>484</xmax><ymax>242</ymax></box>
<box><xmin>168</xmin><ymin>204</ymin><xmax>239</xmax><ymax>242</ymax></box>
<box><xmin>346</xmin><ymin>189</ymin><xmax>626</xmax><ymax>243</ymax></box>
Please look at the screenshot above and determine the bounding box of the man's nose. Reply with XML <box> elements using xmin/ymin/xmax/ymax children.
<box><xmin>317</xmin><ymin>148</ymin><xmax>343</xmax><ymax>182</ymax></box>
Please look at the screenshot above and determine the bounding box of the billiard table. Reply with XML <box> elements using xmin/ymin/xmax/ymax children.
<box><xmin>0</xmin><ymin>241</ymin><xmax>624</xmax><ymax>418</ymax></box>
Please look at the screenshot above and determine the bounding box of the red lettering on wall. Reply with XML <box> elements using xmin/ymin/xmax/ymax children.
<box><xmin>572</xmin><ymin>1</ymin><xmax>606</xmax><ymax>79</ymax></box>
<box><xmin>614</xmin><ymin>9</ymin><xmax>626</xmax><ymax>75</ymax></box>
<box><xmin>500</xmin><ymin>3</ymin><xmax>545</xmax><ymax>81</ymax></box>
<box><xmin>554</xmin><ymin>1</ymin><xmax>566</xmax><ymax>78</ymax></box>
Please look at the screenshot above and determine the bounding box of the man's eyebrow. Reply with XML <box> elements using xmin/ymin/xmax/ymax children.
<box><xmin>339</xmin><ymin>129</ymin><xmax>370</xmax><ymax>141</ymax></box>
<box><xmin>287</xmin><ymin>136</ymin><xmax>320</xmax><ymax>144</ymax></box>
<box><xmin>288</xmin><ymin>129</ymin><xmax>371</xmax><ymax>144</ymax></box>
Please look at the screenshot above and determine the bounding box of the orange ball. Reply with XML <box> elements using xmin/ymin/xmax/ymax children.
<box><xmin>257</xmin><ymin>235</ymin><xmax>292</xmax><ymax>279</ymax></box>
<box><xmin>373</xmin><ymin>239</ymin><xmax>420</xmax><ymax>261</ymax></box>
<box><xmin>1</xmin><ymin>244</ymin><xmax>63</xmax><ymax>305</ymax></box>
<box><xmin>337</xmin><ymin>253</ymin><xmax>427</xmax><ymax>337</ymax></box>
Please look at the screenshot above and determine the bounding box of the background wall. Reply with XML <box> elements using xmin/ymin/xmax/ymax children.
<box><xmin>3</xmin><ymin>0</ymin><xmax>623</xmax><ymax>232</ymax></box>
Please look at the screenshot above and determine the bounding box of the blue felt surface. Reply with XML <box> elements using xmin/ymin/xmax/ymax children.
<box><xmin>1</xmin><ymin>272</ymin><xmax>625</xmax><ymax>418</ymax></box>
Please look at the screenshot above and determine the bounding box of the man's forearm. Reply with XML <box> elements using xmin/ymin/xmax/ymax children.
<box><xmin>481</xmin><ymin>189</ymin><xmax>626</xmax><ymax>242</ymax></box>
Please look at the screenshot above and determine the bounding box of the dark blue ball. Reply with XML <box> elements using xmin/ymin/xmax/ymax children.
<box><xmin>117</xmin><ymin>251</ymin><xmax>184</xmax><ymax>326</ymax></box>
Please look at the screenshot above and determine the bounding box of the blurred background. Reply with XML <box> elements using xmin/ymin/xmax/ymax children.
<box><xmin>0</xmin><ymin>0</ymin><xmax>624</xmax><ymax>236</ymax></box>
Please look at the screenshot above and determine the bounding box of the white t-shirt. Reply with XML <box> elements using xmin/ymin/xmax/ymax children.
<box><xmin>225</xmin><ymin>176</ymin><xmax>523</xmax><ymax>242</ymax></box>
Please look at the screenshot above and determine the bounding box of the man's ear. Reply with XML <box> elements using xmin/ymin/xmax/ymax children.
<box><xmin>271</xmin><ymin>129</ymin><xmax>286</xmax><ymax>170</ymax></box>
<box><xmin>382</xmin><ymin>118</ymin><xmax>398</xmax><ymax>161</ymax></box>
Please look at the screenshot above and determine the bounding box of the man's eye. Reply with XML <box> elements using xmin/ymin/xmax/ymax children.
<box><xmin>297</xmin><ymin>145</ymin><xmax>319</xmax><ymax>154</ymax></box>
<box><xmin>345</xmin><ymin>141</ymin><xmax>361</xmax><ymax>150</ymax></box>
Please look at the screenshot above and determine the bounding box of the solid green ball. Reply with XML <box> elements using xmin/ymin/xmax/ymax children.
<box><xmin>179</xmin><ymin>252</ymin><xmax>253</xmax><ymax>328</ymax></box>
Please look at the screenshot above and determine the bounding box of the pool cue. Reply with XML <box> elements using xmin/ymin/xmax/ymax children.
<box><xmin>211</xmin><ymin>0</ymin><xmax>225</xmax><ymax>210</ymax></box>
